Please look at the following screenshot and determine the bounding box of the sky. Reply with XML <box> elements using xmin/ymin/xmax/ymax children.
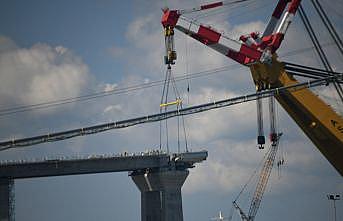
<box><xmin>0</xmin><ymin>0</ymin><xmax>342</xmax><ymax>220</ymax></box>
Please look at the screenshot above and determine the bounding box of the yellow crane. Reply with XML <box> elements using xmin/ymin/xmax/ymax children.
<box><xmin>160</xmin><ymin>0</ymin><xmax>343</xmax><ymax>175</ymax></box>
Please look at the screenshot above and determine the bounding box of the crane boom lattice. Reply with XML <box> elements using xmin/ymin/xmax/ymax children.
<box><xmin>248</xmin><ymin>134</ymin><xmax>281</xmax><ymax>220</ymax></box>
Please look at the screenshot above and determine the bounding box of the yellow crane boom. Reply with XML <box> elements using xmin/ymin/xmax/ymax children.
<box><xmin>250</xmin><ymin>60</ymin><xmax>343</xmax><ymax>175</ymax></box>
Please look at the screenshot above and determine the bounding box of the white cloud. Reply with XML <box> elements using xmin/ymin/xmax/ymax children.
<box><xmin>183</xmin><ymin>134</ymin><xmax>338</xmax><ymax>196</ymax></box>
<box><xmin>103</xmin><ymin>104</ymin><xmax>122</xmax><ymax>114</ymax></box>
<box><xmin>0</xmin><ymin>36</ymin><xmax>17</xmax><ymax>52</ymax></box>
<box><xmin>0</xmin><ymin>37</ymin><xmax>90</xmax><ymax>113</ymax></box>
<box><xmin>229</xmin><ymin>21</ymin><xmax>266</xmax><ymax>39</ymax></box>
<box><xmin>108</xmin><ymin>45</ymin><xmax>126</xmax><ymax>58</ymax></box>
<box><xmin>182</xmin><ymin>88</ymin><xmax>256</xmax><ymax>143</ymax></box>
<box><xmin>103</xmin><ymin>83</ymin><xmax>117</xmax><ymax>92</ymax></box>
<box><xmin>184</xmin><ymin>138</ymin><xmax>264</xmax><ymax>194</ymax></box>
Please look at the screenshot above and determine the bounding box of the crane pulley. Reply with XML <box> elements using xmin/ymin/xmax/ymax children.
<box><xmin>162</xmin><ymin>14</ymin><xmax>177</xmax><ymax>65</ymax></box>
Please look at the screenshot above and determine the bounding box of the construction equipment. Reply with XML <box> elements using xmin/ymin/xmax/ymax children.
<box><xmin>0</xmin><ymin>4</ymin><xmax>342</xmax><ymax>220</ymax></box>
<box><xmin>160</xmin><ymin>14</ymin><xmax>189</xmax><ymax>153</ymax></box>
<box><xmin>2</xmin><ymin>1</ymin><xmax>343</xmax><ymax>166</ymax></box>
<box><xmin>231</xmin><ymin>133</ymin><xmax>282</xmax><ymax>221</ymax></box>
<box><xmin>256</xmin><ymin>94</ymin><xmax>265</xmax><ymax>149</ymax></box>
<box><xmin>162</xmin><ymin>9</ymin><xmax>177</xmax><ymax>65</ymax></box>
<box><xmin>0</xmin><ymin>0</ymin><xmax>342</xmax><ymax>176</ymax></box>
<box><xmin>160</xmin><ymin>0</ymin><xmax>343</xmax><ymax>175</ymax></box>
<box><xmin>231</xmin><ymin>90</ymin><xmax>281</xmax><ymax>221</ymax></box>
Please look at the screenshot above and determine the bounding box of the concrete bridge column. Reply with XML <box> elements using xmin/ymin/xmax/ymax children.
<box><xmin>0</xmin><ymin>179</ymin><xmax>14</xmax><ymax>221</ymax></box>
<box><xmin>131</xmin><ymin>169</ymin><xmax>189</xmax><ymax>221</ymax></box>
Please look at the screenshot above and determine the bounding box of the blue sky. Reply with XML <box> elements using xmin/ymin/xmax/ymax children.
<box><xmin>0</xmin><ymin>0</ymin><xmax>342</xmax><ymax>220</ymax></box>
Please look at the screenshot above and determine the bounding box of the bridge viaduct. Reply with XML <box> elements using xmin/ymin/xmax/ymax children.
<box><xmin>0</xmin><ymin>150</ymin><xmax>207</xmax><ymax>221</ymax></box>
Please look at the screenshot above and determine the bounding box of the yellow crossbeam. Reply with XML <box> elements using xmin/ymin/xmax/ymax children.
<box><xmin>160</xmin><ymin>99</ymin><xmax>182</xmax><ymax>107</ymax></box>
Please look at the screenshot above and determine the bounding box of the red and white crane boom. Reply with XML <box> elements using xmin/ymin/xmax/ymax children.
<box><xmin>162</xmin><ymin>0</ymin><xmax>301</xmax><ymax>65</ymax></box>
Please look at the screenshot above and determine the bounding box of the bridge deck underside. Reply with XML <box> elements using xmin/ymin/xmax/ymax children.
<box><xmin>0</xmin><ymin>154</ymin><xmax>170</xmax><ymax>179</ymax></box>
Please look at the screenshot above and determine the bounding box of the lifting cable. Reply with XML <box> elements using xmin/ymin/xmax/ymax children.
<box><xmin>310</xmin><ymin>0</ymin><xmax>343</xmax><ymax>56</ymax></box>
<box><xmin>159</xmin><ymin>67</ymin><xmax>171</xmax><ymax>151</ymax></box>
<box><xmin>274</xmin><ymin>100</ymin><xmax>284</xmax><ymax>179</ymax></box>
<box><xmin>256</xmin><ymin>95</ymin><xmax>265</xmax><ymax>149</ymax></box>
<box><xmin>185</xmin><ymin>33</ymin><xmax>191</xmax><ymax>105</ymax></box>
<box><xmin>159</xmin><ymin>65</ymin><xmax>173</xmax><ymax>153</ymax></box>
<box><xmin>309</xmin><ymin>0</ymin><xmax>343</xmax><ymax>113</ymax></box>
<box><xmin>192</xmin><ymin>0</ymin><xmax>258</xmax><ymax>20</ymax></box>
<box><xmin>183</xmin><ymin>33</ymin><xmax>191</xmax><ymax>151</ymax></box>
<box><xmin>298</xmin><ymin>5</ymin><xmax>343</xmax><ymax>104</ymax></box>
<box><xmin>194</xmin><ymin>0</ymin><xmax>272</xmax><ymax>25</ymax></box>
<box><xmin>170</xmin><ymin>68</ymin><xmax>181</xmax><ymax>153</ymax></box>
<box><xmin>162</xmin><ymin>12</ymin><xmax>190</xmax><ymax>153</ymax></box>
<box><xmin>159</xmin><ymin>65</ymin><xmax>188</xmax><ymax>153</ymax></box>
<box><xmin>171</xmin><ymin>73</ymin><xmax>189</xmax><ymax>152</ymax></box>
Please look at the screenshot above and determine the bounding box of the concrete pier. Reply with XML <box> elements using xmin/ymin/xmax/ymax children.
<box><xmin>0</xmin><ymin>179</ymin><xmax>14</xmax><ymax>221</ymax></box>
<box><xmin>131</xmin><ymin>169</ymin><xmax>189</xmax><ymax>221</ymax></box>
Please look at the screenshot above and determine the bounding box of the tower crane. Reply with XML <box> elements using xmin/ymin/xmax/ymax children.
<box><xmin>160</xmin><ymin>0</ymin><xmax>343</xmax><ymax>175</ymax></box>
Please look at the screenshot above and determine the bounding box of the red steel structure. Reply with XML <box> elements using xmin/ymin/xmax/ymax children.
<box><xmin>161</xmin><ymin>0</ymin><xmax>301</xmax><ymax>65</ymax></box>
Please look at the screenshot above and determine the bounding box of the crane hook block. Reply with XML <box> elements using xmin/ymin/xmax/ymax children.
<box><xmin>164</xmin><ymin>50</ymin><xmax>177</xmax><ymax>65</ymax></box>
<box><xmin>257</xmin><ymin>135</ymin><xmax>265</xmax><ymax>149</ymax></box>
<box><xmin>164</xmin><ymin>25</ymin><xmax>177</xmax><ymax>65</ymax></box>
